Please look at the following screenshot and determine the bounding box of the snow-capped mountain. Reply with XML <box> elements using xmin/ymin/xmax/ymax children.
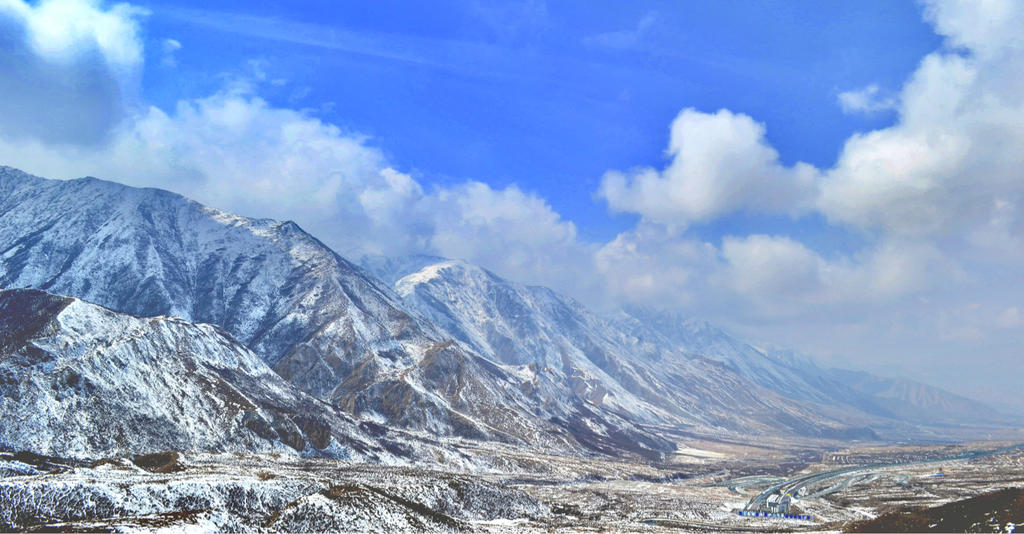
<box><xmin>371</xmin><ymin>258</ymin><xmax>885</xmax><ymax>438</ymax></box>
<box><xmin>824</xmin><ymin>368</ymin><xmax>1008</xmax><ymax>426</ymax></box>
<box><xmin>612</xmin><ymin>310</ymin><xmax>1012</xmax><ymax>426</ymax></box>
<box><xmin>0</xmin><ymin>165</ymin><xmax>1002</xmax><ymax>460</ymax></box>
<box><xmin>371</xmin><ymin>257</ymin><xmax>1007</xmax><ymax>435</ymax></box>
<box><xmin>0</xmin><ymin>288</ymin><xmax>423</xmax><ymax>460</ymax></box>
<box><xmin>0</xmin><ymin>167</ymin><xmax>669</xmax><ymax>457</ymax></box>
<box><xmin>607</xmin><ymin>309</ymin><xmax>896</xmax><ymax>413</ymax></box>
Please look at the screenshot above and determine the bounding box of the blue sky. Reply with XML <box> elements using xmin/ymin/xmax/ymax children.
<box><xmin>139</xmin><ymin>0</ymin><xmax>937</xmax><ymax>245</ymax></box>
<box><xmin>1</xmin><ymin>0</ymin><xmax>1023</xmax><ymax>410</ymax></box>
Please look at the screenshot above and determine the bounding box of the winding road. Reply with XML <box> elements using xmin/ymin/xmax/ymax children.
<box><xmin>743</xmin><ymin>442</ymin><xmax>1024</xmax><ymax>512</ymax></box>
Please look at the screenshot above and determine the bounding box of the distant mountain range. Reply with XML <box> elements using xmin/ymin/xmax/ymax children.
<box><xmin>0</xmin><ymin>166</ymin><xmax>1012</xmax><ymax>460</ymax></box>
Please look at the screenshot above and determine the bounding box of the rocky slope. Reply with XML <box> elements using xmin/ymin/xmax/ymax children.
<box><xmin>0</xmin><ymin>452</ymin><xmax>547</xmax><ymax>532</ymax></box>
<box><xmin>825</xmin><ymin>368</ymin><xmax>1010</xmax><ymax>426</ymax></box>
<box><xmin>0</xmin><ymin>167</ymin><xmax>668</xmax><ymax>457</ymax></box>
<box><xmin>375</xmin><ymin>258</ymin><xmax>881</xmax><ymax>439</ymax></box>
<box><xmin>0</xmin><ymin>165</ymin><xmax>1002</xmax><ymax>459</ymax></box>
<box><xmin>0</xmin><ymin>288</ymin><xmax>426</xmax><ymax>460</ymax></box>
<box><xmin>373</xmin><ymin>257</ymin><xmax>1005</xmax><ymax>436</ymax></box>
<box><xmin>611</xmin><ymin>308</ymin><xmax>1011</xmax><ymax>426</ymax></box>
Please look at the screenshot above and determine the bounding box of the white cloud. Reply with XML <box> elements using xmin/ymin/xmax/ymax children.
<box><xmin>837</xmin><ymin>84</ymin><xmax>898</xmax><ymax>114</ymax></box>
<box><xmin>0</xmin><ymin>83</ymin><xmax>595</xmax><ymax>296</ymax></box>
<box><xmin>160</xmin><ymin>38</ymin><xmax>180</xmax><ymax>67</ymax></box>
<box><xmin>592</xmin><ymin>0</ymin><xmax>1024</xmax><ymax>347</ymax></box>
<box><xmin>599</xmin><ymin>108</ymin><xmax>818</xmax><ymax>225</ymax></box>
<box><xmin>425</xmin><ymin>182</ymin><xmax>595</xmax><ymax>292</ymax></box>
<box><xmin>593</xmin><ymin>227</ymin><xmax>949</xmax><ymax>322</ymax></box>
<box><xmin>1</xmin><ymin>0</ymin><xmax>146</xmax><ymax>70</ymax></box>
<box><xmin>721</xmin><ymin>235</ymin><xmax>825</xmax><ymax>301</ymax></box>
<box><xmin>720</xmin><ymin>235</ymin><xmax>949</xmax><ymax>315</ymax></box>
<box><xmin>0</xmin><ymin>0</ymin><xmax>145</xmax><ymax>145</ymax></box>
<box><xmin>820</xmin><ymin>2</ymin><xmax>1024</xmax><ymax>239</ymax></box>
<box><xmin>594</xmin><ymin>223</ymin><xmax>719</xmax><ymax>308</ymax></box>
<box><xmin>921</xmin><ymin>0</ymin><xmax>1024</xmax><ymax>58</ymax></box>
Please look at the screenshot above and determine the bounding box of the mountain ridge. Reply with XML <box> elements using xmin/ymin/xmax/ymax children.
<box><xmin>0</xmin><ymin>165</ymin><xmax>1010</xmax><ymax>461</ymax></box>
<box><xmin>0</xmin><ymin>166</ymin><xmax>674</xmax><ymax>458</ymax></box>
<box><xmin>371</xmin><ymin>255</ymin><xmax>1009</xmax><ymax>433</ymax></box>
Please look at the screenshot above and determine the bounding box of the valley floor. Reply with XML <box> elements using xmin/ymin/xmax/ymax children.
<box><xmin>3</xmin><ymin>432</ymin><xmax>1024</xmax><ymax>533</ymax></box>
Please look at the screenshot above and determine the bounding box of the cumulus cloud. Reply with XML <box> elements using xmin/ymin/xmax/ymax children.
<box><xmin>426</xmin><ymin>182</ymin><xmax>598</xmax><ymax>292</ymax></box>
<box><xmin>837</xmin><ymin>84</ymin><xmax>898</xmax><ymax>114</ymax></box>
<box><xmin>597</xmin><ymin>0</ymin><xmax>1024</xmax><ymax>321</ymax></box>
<box><xmin>0</xmin><ymin>0</ymin><xmax>145</xmax><ymax>144</ymax></box>
<box><xmin>921</xmin><ymin>0</ymin><xmax>1024</xmax><ymax>57</ymax></box>
<box><xmin>599</xmin><ymin>108</ymin><xmax>818</xmax><ymax>225</ymax></box>
<box><xmin>0</xmin><ymin>90</ymin><xmax>383</xmax><ymax>220</ymax></box>
<box><xmin>593</xmin><ymin>226</ymin><xmax>951</xmax><ymax>323</ymax></box>
<box><xmin>721</xmin><ymin>235</ymin><xmax>826</xmax><ymax>302</ymax></box>
<box><xmin>720</xmin><ymin>235</ymin><xmax>950</xmax><ymax>316</ymax></box>
<box><xmin>1</xmin><ymin>0</ymin><xmax>145</xmax><ymax>69</ymax></box>
<box><xmin>820</xmin><ymin>1</ymin><xmax>1024</xmax><ymax>238</ymax></box>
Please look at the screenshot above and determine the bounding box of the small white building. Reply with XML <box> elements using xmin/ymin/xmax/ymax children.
<box><xmin>765</xmin><ymin>493</ymin><xmax>793</xmax><ymax>514</ymax></box>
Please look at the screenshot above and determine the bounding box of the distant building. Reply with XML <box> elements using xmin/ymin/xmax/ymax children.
<box><xmin>779</xmin><ymin>494</ymin><xmax>792</xmax><ymax>514</ymax></box>
<box><xmin>764</xmin><ymin>493</ymin><xmax>793</xmax><ymax>514</ymax></box>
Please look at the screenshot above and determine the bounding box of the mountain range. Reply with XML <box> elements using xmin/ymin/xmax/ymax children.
<box><xmin>0</xmin><ymin>165</ymin><xmax>1011</xmax><ymax>461</ymax></box>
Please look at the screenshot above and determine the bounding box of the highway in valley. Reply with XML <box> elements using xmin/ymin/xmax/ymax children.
<box><xmin>742</xmin><ymin>442</ymin><xmax>1024</xmax><ymax>513</ymax></box>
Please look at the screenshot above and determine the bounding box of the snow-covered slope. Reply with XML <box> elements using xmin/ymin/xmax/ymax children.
<box><xmin>377</xmin><ymin>258</ymin><xmax>880</xmax><ymax>439</ymax></box>
<box><xmin>0</xmin><ymin>165</ymin><xmax>997</xmax><ymax>456</ymax></box>
<box><xmin>608</xmin><ymin>309</ymin><xmax>891</xmax><ymax>412</ymax></box>
<box><xmin>0</xmin><ymin>167</ymin><xmax>412</xmax><ymax>381</ymax></box>
<box><xmin>373</xmin><ymin>257</ymin><xmax>1005</xmax><ymax>435</ymax></box>
<box><xmin>0</xmin><ymin>288</ymin><xmax>420</xmax><ymax>460</ymax></box>
<box><xmin>0</xmin><ymin>452</ymin><xmax>548</xmax><ymax>532</ymax></box>
<box><xmin>613</xmin><ymin>309</ymin><xmax>1011</xmax><ymax>426</ymax></box>
<box><xmin>825</xmin><ymin>368</ymin><xmax>1012</xmax><ymax>426</ymax></box>
<box><xmin>0</xmin><ymin>167</ymin><xmax>670</xmax><ymax>457</ymax></box>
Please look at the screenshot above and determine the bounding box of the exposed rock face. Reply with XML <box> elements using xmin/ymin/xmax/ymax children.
<box><xmin>0</xmin><ymin>167</ymin><xmax>670</xmax><ymax>457</ymax></box>
<box><xmin>375</xmin><ymin>257</ymin><xmax>1011</xmax><ymax>437</ymax></box>
<box><xmin>0</xmin><ymin>288</ymin><xmax>410</xmax><ymax>460</ymax></box>
<box><xmin>0</xmin><ymin>166</ymin><xmax>420</xmax><ymax>385</ymax></box>
<box><xmin>0</xmin><ymin>165</ymin><xmax>1004</xmax><ymax>459</ymax></box>
<box><xmin>382</xmin><ymin>258</ymin><xmax>882</xmax><ymax>438</ymax></box>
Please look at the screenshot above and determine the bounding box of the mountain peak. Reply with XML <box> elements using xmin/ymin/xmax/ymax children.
<box><xmin>0</xmin><ymin>168</ymin><xmax>676</xmax><ymax>457</ymax></box>
<box><xmin>394</xmin><ymin>258</ymin><xmax>502</xmax><ymax>296</ymax></box>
